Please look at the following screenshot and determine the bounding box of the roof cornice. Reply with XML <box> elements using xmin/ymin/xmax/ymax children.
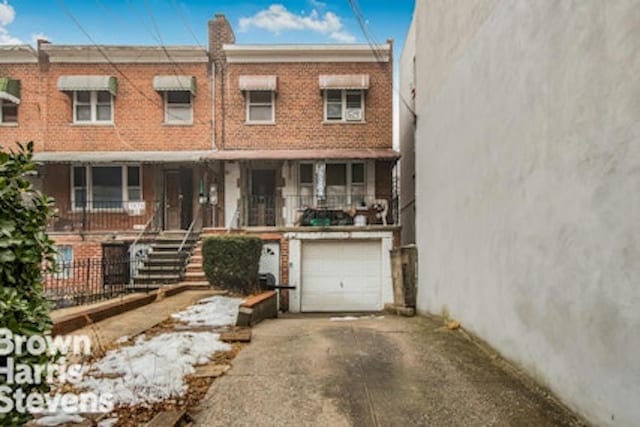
<box><xmin>223</xmin><ymin>44</ymin><xmax>391</xmax><ymax>63</ymax></box>
<box><xmin>0</xmin><ymin>45</ymin><xmax>38</xmax><ymax>64</ymax></box>
<box><xmin>41</xmin><ymin>45</ymin><xmax>209</xmax><ymax>64</ymax></box>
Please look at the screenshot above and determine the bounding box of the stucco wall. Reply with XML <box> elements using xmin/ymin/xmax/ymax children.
<box><xmin>399</xmin><ymin>17</ymin><xmax>417</xmax><ymax>244</ymax></box>
<box><xmin>412</xmin><ymin>1</ymin><xmax>640</xmax><ymax>426</ymax></box>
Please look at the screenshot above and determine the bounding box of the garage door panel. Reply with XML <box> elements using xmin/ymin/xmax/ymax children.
<box><xmin>301</xmin><ymin>240</ymin><xmax>382</xmax><ymax>312</ymax></box>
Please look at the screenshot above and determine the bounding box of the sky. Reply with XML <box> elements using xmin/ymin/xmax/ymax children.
<box><xmin>0</xmin><ymin>0</ymin><xmax>416</xmax><ymax>146</ymax></box>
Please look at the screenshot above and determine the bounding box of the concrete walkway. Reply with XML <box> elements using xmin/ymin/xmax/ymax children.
<box><xmin>193</xmin><ymin>315</ymin><xmax>585</xmax><ymax>427</ymax></box>
<box><xmin>64</xmin><ymin>289</ymin><xmax>223</xmax><ymax>348</ymax></box>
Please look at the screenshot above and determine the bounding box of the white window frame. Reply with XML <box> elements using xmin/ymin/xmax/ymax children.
<box><xmin>298</xmin><ymin>161</ymin><xmax>366</xmax><ymax>206</ymax></box>
<box><xmin>246</xmin><ymin>90</ymin><xmax>275</xmax><ymax>124</ymax></box>
<box><xmin>73</xmin><ymin>90</ymin><xmax>113</xmax><ymax>124</ymax></box>
<box><xmin>164</xmin><ymin>91</ymin><xmax>193</xmax><ymax>125</ymax></box>
<box><xmin>71</xmin><ymin>165</ymin><xmax>142</xmax><ymax>211</ymax></box>
<box><xmin>0</xmin><ymin>99</ymin><xmax>18</xmax><ymax>124</ymax></box>
<box><xmin>323</xmin><ymin>89</ymin><xmax>365</xmax><ymax>122</ymax></box>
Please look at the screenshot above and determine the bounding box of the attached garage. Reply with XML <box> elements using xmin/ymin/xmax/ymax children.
<box><xmin>301</xmin><ymin>240</ymin><xmax>382</xmax><ymax>312</ymax></box>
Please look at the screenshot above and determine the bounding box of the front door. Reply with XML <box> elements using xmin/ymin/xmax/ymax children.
<box><xmin>165</xmin><ymin>171</ymin><xmax>181</xmax><ymax>230</ymax></box>
<box><xmin>249</xmin><ymin>169</ymin><xmax>276</xmax><ymax>226</ymax></box>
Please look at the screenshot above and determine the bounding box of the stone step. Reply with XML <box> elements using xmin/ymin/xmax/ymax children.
<box><xmin>186</xmin><ymin>263</ymin><xmax>202</xmax><ymax>272</ymax></box>
<box><xmin>138</xmin><ymin>265</ymin><xmax>184</xmax><ymax>273</ymax></box>
<box><xmin>143</xmin><ymin>258</ymin><xmax>185</xmax><ymax>267</ymax></box>
<box><xmin>151</xmin><ymin>243</ymin><xmax>195</xmax><ymax>251</ymax></box>
<box><xmin>184</xmin><ymin>271</ymin><xmax>206</xmax><ymax>282</ymax></box>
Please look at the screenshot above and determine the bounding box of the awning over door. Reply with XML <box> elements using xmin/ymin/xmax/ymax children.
<box><xmin>319</xmin><ymin>74</ymin><xmax>369</xmax><ymax>90</ymax></box>
<box><xmin>0</xmin><ymin>78</ymin><xmax>21</xmax><ymax>104</ymax></box>
<box><xmin>239</xmin><ymin>75</ymin><xmax>277</xmax><ymax>91</ymax></box>
<box><xmin>57</xmin><ymin>75</ymin><xmax>118</xmax><ymax>96</ymax></box>
<box><xmin>153</xmin><ymin>75</ymin><xmax>196</xmax><ymax>95</ymax></box>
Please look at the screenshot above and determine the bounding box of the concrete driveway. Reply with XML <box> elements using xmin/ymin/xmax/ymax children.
<box><xmin>193</xmin><ymin>315</ymin><xmax>584</xmax><ymax>426</ymax></box>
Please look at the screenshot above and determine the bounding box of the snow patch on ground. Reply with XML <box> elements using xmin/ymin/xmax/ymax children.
<box><xmin>97</xmin><ymin>417</ymin><xmax>118</xmax><ymax>427</ymax></box>
<box><xmin>171</xmin><ymin>296</ymin><xmax>243</xmax><ymax>327</ymax></box>
<box><xmin>35</xmin><ymin>413</ymin><xmax>85</xmax><ymax>426</ymax></box>
<box><xmin>330</xmin><ymin>316</ymin><xmax>360</xmax><ymax>321</ymax></box>
<box><xmin>80</xmin><ymin>331</ymin><xmax>231</xmax><ymax>406</ymax></box>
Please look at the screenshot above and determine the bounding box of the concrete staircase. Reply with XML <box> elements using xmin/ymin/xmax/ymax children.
<box><xmin>132</xmin><ymin>230</ymin><xmax>200</xmax><ymax>287</ymax></box>
<box><xmin>183</xmin><ymin>242</ymin><xmax>207</xmax><ymax>283</ymax></box>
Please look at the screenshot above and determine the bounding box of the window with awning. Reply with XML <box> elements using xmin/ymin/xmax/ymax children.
<box><xmin>57</xmin><ymin>75</ymin><xmax>118</xmax><ymax>96</ymax></box>
<box><xmin>239</xmin><ymin>75</ymin><xmax>277</xmax><ymax>92</ymax></box>
<box><xmin>318</xmin><ymin>74</ymin><xmax>370</xmax><ymax>90</ymax></box>
<box><xmin>0</xmin><ymin>78</ymin><xmax>21</xmax><ymax>104</ymax></box>
<box><xmin>153</xmin><ymin>76</ymin><xmax>196</xmax><ymax>124</ymax></box>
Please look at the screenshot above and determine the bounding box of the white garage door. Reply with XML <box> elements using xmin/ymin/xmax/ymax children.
<box><xmin>301</xmin><ymin>240</ymin><xmax>382</xmax><ymax>312</ymax></box>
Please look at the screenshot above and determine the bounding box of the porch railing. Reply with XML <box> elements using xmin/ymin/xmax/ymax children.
<box><xmin>47</xmin><ymin>199</ymin><xmax>162</xmax><ymax>233</ymax></box>
<box><xmin>238</xmin><ymin>194</ymin><xmax>397</xmax><ymax>227</ymax></box>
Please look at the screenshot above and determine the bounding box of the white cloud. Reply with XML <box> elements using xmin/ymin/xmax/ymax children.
<box><xmin>239</xmin><ymin>4</ymin><xmax>356</xmax><ymax>43</ymax></box>
<box><xmin>308</xmin><ymin>0</ymin><xmax>327</xmax><ymax>9</ymax></box>
<box><xmin>0</xmin><ymin>1</ymin><xmax>21</xmax><ymax>45</ymax></box>
<box><xmin>31</xmin><ymin>32</ymin><xmax>50</xmax><ymax>46</ymax></box>
<box><xmin>329</xmin><ymin>30</ymin><xmax>356</xmax><ymax>43</ymax></box>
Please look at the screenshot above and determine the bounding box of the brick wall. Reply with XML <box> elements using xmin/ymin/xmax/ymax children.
<box><xmin>0</xmin><ymin>63</ymin><xmax>44</xmax><ymax>151</ymax></box>
<box><xmin>42</xmin><ymin>63</ymin><xmax>212</xmax><ymax>152</ymax></box>
<box><xmin>217</xmin><ymin>61</ymin><xmax>393</xmax><ymax>150</ymax></box>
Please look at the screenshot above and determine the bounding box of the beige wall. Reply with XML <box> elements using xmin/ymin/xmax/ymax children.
<box><xmin>410</xmin><ymin>1</ymin><xmax>640</xmax><ymax>425</ymax></box>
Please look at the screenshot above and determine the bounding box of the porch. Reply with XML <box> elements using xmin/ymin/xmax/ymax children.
<box><xmin>223</xmin><ymin>157</ymin><xmax>398</xmax><ymax>229</ymax></box>
<box><xmin>35</xmin><ymin>156</ymin><xmax>224</xmax><ymax>234</ymax></box>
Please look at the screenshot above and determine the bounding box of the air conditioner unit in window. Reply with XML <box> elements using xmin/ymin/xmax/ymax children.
<box><xmin>345</xmin><ymin>108</ymin><xmax>363</xmax><ymax>121</ymax></box>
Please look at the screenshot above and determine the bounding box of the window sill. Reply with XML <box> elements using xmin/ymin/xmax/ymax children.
<box><xmin>245</xmin><ymin>121</ymin><xmax>276</xmax><ymax>126</ymax></box>
<box><xmin>70</xmin><ymin>122</ymin><xmax>115</xmax><ymax>127</ymax></box>
<box><xmin>322</xmin><ymin>120</ymin><xmax>367</xmax><ymax>125</ymax></box>
<box><xmin>0</xmin><ymin>122</ymin><xmax>18</xmax><ymax>127</ymax></box>
<box><xmin>163</xmin><ymin>122</ymin><xmax>194</xmax><ymax>127</ymax></box>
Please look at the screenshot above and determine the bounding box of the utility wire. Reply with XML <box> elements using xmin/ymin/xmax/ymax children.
<box><xmin>346</xmin><ymin>0</ymin><xmax>416</xmax><ymax>118</ymax></box>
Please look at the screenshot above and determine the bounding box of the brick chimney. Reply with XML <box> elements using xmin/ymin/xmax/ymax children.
<box><xmin>208</xmin><ymin>14</ymin><xmax>235</xmax><ymax>64</ymax></box>
<box><xmin>37</xmin><ymin>38</ymin><xmax>50</xmax><ymax>71</ymax></box>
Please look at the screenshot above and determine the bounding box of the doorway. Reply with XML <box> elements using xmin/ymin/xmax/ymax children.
<box><xmin>249</xmin><ymin>169</ymin><xmax>276</xmax><ymax>226</ymax></box>
<box><xmin>164</xmin><ymin>168</ymin><xmax>193</xmax><ymax>230</ymax></box>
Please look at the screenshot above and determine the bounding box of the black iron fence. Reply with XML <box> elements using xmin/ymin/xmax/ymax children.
<box><xmin>43</xmin><ymin>257</ymin><xmax>135</xmax><ymax>309</ymax></box>
<box><xmin>47</xmin><ymin>200</ymin><xmax>161</xmax><ymax>233</ymax></box>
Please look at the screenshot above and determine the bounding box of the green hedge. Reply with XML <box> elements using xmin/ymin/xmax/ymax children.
<box><xmin>0</xmin><ymin>142</ymin><xmax>57</xmax><ymax>425</ymax></box>
<box><xmin>202</xmin><ymin>236</ymin><xmax>263</xmax><ymax>294</ymax></box>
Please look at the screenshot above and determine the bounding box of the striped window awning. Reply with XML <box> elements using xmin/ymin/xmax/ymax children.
<box><xmin>238</xmin><ymin>75</ymin><xmax>277</xmax><ymax>92</ymax></box>
<box><xmin>319</xmin><ymin>74</ymin><xmax>370</xmax><ymax>90</ymax></box>
<box><xmin>0</xmin><ymin>78</ymin><xmax>21</xmax><ymax>104</ymax></box>
<box><xmin>153</xmin><ymin>75</ymin><xmax>196</xmax><ymax>95</ymax></box>
<box><xmin>57</xmin><ymin>75</ymin><xmax>118</xmax><ymax>96</ymax></box>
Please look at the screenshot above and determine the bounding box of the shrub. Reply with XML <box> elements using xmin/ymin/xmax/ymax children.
<box><xmin>0</xmin><ymin>142</ymin><xmax>57</xmax><ymax>425</ymax></box>
<box><xmin>202</xmin><ymin>236</ymin><xmax>263</xmax><ymax>294</ymax></box>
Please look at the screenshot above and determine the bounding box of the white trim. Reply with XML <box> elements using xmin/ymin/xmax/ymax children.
<box><xmin>0</xmin><ymin>45</ymin><xmax>38</xmax><ymax>63</ymax></box>
<box><xmin>42</xmin><ymin>45</ymin><xmax>208</xmax><ymax>63</ymax></box>
<box><xmin>286</xmin><ymin>231</ymin><xmax>394</xmax><ymax>313</ymax></box>
<box><xmin>223</xmin><ymin>44</ymin><xmax>390</xmax><ymax>63</ymax></box>
<box><xmin>71</xmin><ymin>164</ymin><xmax>143</xmax><ymax>211</ymax></box>
<box><xmin>245</xmin><ymin>90</ymin><xmax>275</xmax><ymax>124</ymax></box>
<box><xmin>73</xmin><ymin>91</ymin><xmax>114</xmax><ymax>124</ymax></box>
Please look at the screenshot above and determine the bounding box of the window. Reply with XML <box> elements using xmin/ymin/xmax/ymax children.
<box><xmin>0</xmin><ymin>100</ymin><xmax>17</xmax><ymax>124</ymax></box>
<box><xmin>299</xmin><ymin>163</ymin><xmax>314</xmax><ymax>203</ymax></box>
<box><xmin>165</xmin><ymin>91</ymin><xmax>192</xmax><ymax>124</ymax></box>
<box><xmin>72</xmin><ymin>165</ymin><xmax>142</xmax><ymax>210</ymax></box>
<box><xmin>301</xmin><ymin>161</ymin><xmax>366</xmax><ymax>205</ymax></box>
<box><xmin>54</xmin><ymin>245</ymin><xmax>73</xmax><ymax>279</ymax></box>
<box><xmin>324</xmin><ymin>90</ymin><xmax>364</xmax><ymax>122</ymax></box>
<box><xmin>73</xmin><ymin>90</ymin><xmax>112</xmax><ymax>123</ymax></box>
<box><xmin>246</xmin><ymin>91</ymin><xmax>274</xmax><ymax>123</ymax></box>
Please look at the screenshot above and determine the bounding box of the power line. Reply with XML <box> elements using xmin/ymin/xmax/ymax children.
<box><xmin>57</xmin><ymin>0</ymin><xmax>211</xmax><ymax>126</ymax></box>
<box><xmin>346</xmin><ymin>0</ymin><xmax>417</xmax><ymax>118</ymax></box>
